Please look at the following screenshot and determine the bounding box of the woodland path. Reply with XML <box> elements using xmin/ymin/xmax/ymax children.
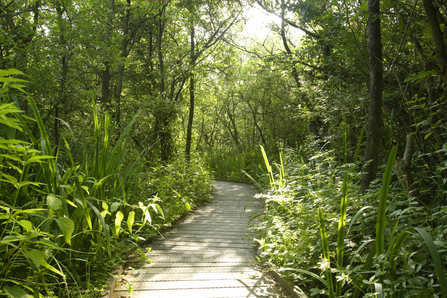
<box><xmin>111</xmin><ymin>180</ymin><xmax>292</xmax><ymax>298</ymax></box>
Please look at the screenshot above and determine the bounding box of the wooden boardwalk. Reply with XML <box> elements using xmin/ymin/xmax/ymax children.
<box><xmin>112</xmin><ymin>181</ymin><xmax>291</xmax><ymax>298</ymax></box>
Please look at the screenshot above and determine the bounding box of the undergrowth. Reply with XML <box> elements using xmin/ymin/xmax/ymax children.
<box><xmin>204</xmin><ymin>145</ymin><xmax>272</xmax><ymax>185</ymax></box>
<box><xmin>253</xmin><ymin>140</ymin><xmax>447</xmax><ymax>297</ymax></box>
<box><xmin>0</xmin><ymin>70</ymin><xmax>214</xmax><ymax>297</ymax></box>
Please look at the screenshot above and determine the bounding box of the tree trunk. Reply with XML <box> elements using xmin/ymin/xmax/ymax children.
<box><xmin>393</xmin><ymin>134</ymin><xmax>423</xmax><ymax>200</ymax></box>
<box><xmin>226</xmin><ymin>101</ymin><xmax>241</xmax><ymax>147</ymax></box>
<box><xmin>361</xmin><ymin>0</ymin><xmax>383</xmax><ymax>192</ymax></box>
<box><xmin>158</xmin><ymin>8</ymin><xmax>165</xmax><ymax>94</ymax></box>
<box><xmin>422</xmin><ymin>0</ymin><xmax>447</xmax><ymax>74</ymax></box>
<box><xmin>279</xmin><ymin>6</ymin><xmax>312</xmax><ymax>110</ymax></box>
<box><xmin>101</xmin><ymin>0</ymin><xmax>114</xmax><ymax>107</ymax></box>
<box><xmin>154</xmin><ymin>7</ymin><xmax>174</xmax><ymax>162</ymax></box>
<box><xmin>55</xmin><ymin>4</ymin><xmax>68</xmax><ymax>153</ymax></box>
<box><xmin>185</xmin><ymin>24</ymin><xmax>195</xmax><ymax>161</ymax></box>
<box><xmin>114</xmin><ymin>0</ymin><xmax>131</xmax><ymax>126</ymax></box>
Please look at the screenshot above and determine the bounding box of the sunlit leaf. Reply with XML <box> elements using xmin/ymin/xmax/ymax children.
<box><xmin>18</xmin><ymin>220</ymin><xmax>33</xmax><ymax>231</ymax></box>
<box><xmin>47</xmin><ymin>194</ymin><xmax>62</xmax><ymax>210</ymax></box>
<box><xmin>127</xmin><ymin>211</ymin><xmax>135</xmax><ymax>233</ymax></box>
<box><xmin>55</xmin><ymin>217</ymin><xmax>75</xmax><ymax>245</ymax></box>
<box><xmin>115</xmin><ymin>211</ymin><xmax>124</xmax><ymax>236</ymax></box>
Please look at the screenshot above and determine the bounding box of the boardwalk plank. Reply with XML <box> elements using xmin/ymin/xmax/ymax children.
<box><xmin>112</xmin><ymin>181</ymin><xmax>291</xmax><ymax>298</ymax></box>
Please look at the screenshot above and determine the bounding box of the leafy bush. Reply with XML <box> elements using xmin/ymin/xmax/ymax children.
<box><xmin>253</xmin><ymin>140</ymin><xmax>447</xmax><ymax>297</ymax></box>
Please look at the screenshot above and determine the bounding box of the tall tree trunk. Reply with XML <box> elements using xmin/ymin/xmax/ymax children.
<box><xmin>361</xmin><ymin>0</ymin><xmax>383</xmax><ymax>192</ymax></box>
<box><xmin>55</xmin><ymin>4</ymin><xmax>68</xmax><ymax>153</ymax></box>
<box><xmin>226</xmin><ymin>101</ymin><xmax>241</xmax><ymax>147</ymax></box>
<box><xmin>158</xmin><ymin>8</ymin><xmax>165</xmax><ymax>94</ymax></box>
<box><xmin>101</xmin><ymin>0</ymin><xmax>114</xmax><ymax>107</ymax></box>
<box><xmin>185</xmin><ymin>23</ymin><xmax>195</xmax><ymax>161</ymax></box>
<box><xmin>279</xmin><ymin>6</ymin><xmax>312</xmax><ymax>110</ymax></box>
<box><xmin>114</xmin><ymin>0</ymin><xmax>131</xmax><ymax>126</ymax></box>
<box><xmin>154</xmin><ymin>6</ymin><xmax>173</xmax><ymax>162</ymax></box>
<box><xmin>279</xmin><ymin>3</ymin><xmax>313</xmax><ymax>110</ymax></box>
<box><xmin>422</xmin><ymin>0</ymin><xmax>447</xmax><ymax>74</ymax></box>
<box><xmin>280</xmin><ymin>9</ymin><xmax>300</xmax><ymax>90</ymax></box>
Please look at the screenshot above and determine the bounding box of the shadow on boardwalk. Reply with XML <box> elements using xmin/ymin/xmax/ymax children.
<box><xmin>111</xmin><ymin>180</ymin><xmax>292</xmax><ymax>298</ymax></box>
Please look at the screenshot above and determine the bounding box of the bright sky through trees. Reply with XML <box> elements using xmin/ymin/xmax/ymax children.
<box><xmin>242</xmin><ymin>4</ymin><xmax>280</xmax><ymax>38</ymax></box>
<box><xmin>242</xmin><ymin>4</ymin><xmax>303</xmax><ymax>43</ymax></box>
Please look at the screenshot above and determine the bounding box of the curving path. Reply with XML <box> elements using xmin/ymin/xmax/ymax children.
<box><xmin>112</xmin><ymin>180</ymin><xmax>291</xmax><ymax>298</ymax></box>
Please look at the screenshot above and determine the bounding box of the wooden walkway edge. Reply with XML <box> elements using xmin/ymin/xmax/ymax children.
<box><xmin>110</xmin><ymin>180</ymin><xmax>292</xmax><ymax>298</ymax></box>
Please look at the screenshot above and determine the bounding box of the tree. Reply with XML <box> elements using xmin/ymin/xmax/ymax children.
<box><xmin>184</xmin><ymin>1</ymin><xmax>242</xmax><ymax>160</ymax></box>
<box><xmin>360</xmin><ymin>0</ymin><xmax>383</xmax><ymax>191</ymax></box>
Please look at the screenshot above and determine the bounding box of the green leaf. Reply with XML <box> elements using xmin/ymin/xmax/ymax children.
<box><xmin>414</xmin><ymin>227</ymin><xmax>447</xmax><ymax>297</ymax></box>
<box><xmin>17</xmin><ymin>181</ymin><xmax>42</xmax><ymax>188</ymax></box>
<box><xmin>18</xmin><ymin>220</ymin><xmax>33</xmax><ymax>231</ymax></box>
<box><xmin>124</xmin><ymin>282</ymin><xmax>133</xmax><ymax>295</ymax></box>
<box><xmin>102</xmin><ymin>201</ymin><xmax>109</xmax><ymax>211</ymax></box>
<box><xmin>1</xmin><ymin>174</ymin><xmax>17</xmax><ymax>185</ymax></box>
<box><xmin>3</xmin><ymin>285</ymin><xmax>31</xmax><ymax>298</ymax></box>
<box><xmin>127</xmin><ymin>211</ymin><xmax>135</xmax><ymax>233</ymax></box>
<box><xmin>41</xmin><ymin>259</ymin><xmax>65</xmax><ymax>277</ymax></box>
<box><xmin>424</xmin><ymin>132</ymin><xmax>433</xmax><ymax>140</ymax></box>
<box><xmin>85</xmin><ymin>199</ymin><xmax>111</xmax><ymax>257</ymax></box>
<box><xmin>139</xmin><ymin>202</ymin><xmax>152</xmax><ymax>224</ymax></box>
<box><xmin>55</xmin><ymin>217</ymin><xmax>75</xmax><ymax>245</ymax></box>
<box><xmin>360</xmin><ymin>2</ymin><xmax>368</xmax><ymax>11</ymax></box>
<box><xmin>13</xmin><ymin>208</ymin><xmax>46</xmax><ymax>215</ymax></box>
<box><xmin>10</xmin><ymin>84</ymin><xmax>28</xmax><ymax>93</ymax></box>
<box><xmin>318</xmin><ymin>208</ymin><xmax>335</xmax><ymax>298</ymax></box>
<box><xmin>185</xmin><ymin>202</ymin><xmax>191</xmax><ymax>211</ymax></box>
<box><xmin>376</xmin><ymin>146</ymin><xmax>397</xmax><ymax>257</ymax></box>
<box><xmin>0</xmin><ymin>235</ymin><xmax>29</xmax><ymax>244</ymax></box>
<box><xmin>23</xmin><ymin>248</ymin><xmax>45</xmax><ymax>268</ymax></box>
<box><xmin>36</xmin><ymin>239</ymin><xmax>66</xmax><ymax>251</ymax></box>
<box><xmin>26</xmin><ymin>155</ymin><xmax>54</xmax><ymax>164</ymax></box>
<box><xmin>155</xmin><ymin>204</ymin><xmax>164</xmax><ymax>219</ymax></box>
<box><xmin>336</xmin><ymin>173</ymin><xmax>348</xmax><ymax>296</ymax></box>
<box><xmin>0</xmin><ymin>154</ymin><xmax>22</xmax><ymax>162</ymax></box>
<box><xmin>115</xmin><ymin>211</ymin><xmax>124</xmax><ymax>236</ymax></box>
<box><xmin>347</xmin><ymin>206</ymin><xmax>373</xmax><ymax>236</ymax></box>
<box><xmin>111</xmin><ymin>202</ymin><xmax>121</xmax><ymax>212</ymax></box>
<box><xmin>279</xmin><ymin>267</ymin><xmax>328</xmax><ymax>288</ymax></box>
<box><xmin>47</xmin><ymin>194</ymin><xmax>62</xmax><ymax>210</ymax></box>
<box><xmin>0</xmin><ymin>69</ymin><xmax>26</xmax><ymax>76</ymax></box>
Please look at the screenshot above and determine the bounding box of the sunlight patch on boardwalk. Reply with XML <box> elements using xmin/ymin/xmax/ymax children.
<box><xmin>112</xmin><ymin>181</ymin><xmax>291</xmax><ymax>298</ymax></box>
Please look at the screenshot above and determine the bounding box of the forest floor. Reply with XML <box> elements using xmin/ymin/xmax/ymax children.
<box><xmin>110</xmin><ymin>180</ymin><xmax>292</xmax><ymax>297</ymax></box>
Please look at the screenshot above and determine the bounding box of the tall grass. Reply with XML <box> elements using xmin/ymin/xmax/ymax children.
<box><xmin>205</xmin><ymin>145</ymin><xmax>268</xmax><ymax>184</ymax></box>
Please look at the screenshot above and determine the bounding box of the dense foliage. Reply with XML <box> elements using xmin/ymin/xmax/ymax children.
<box><xmin>1</xmin><ymin>0</ymin><xmax>447</xmax><ymax>296</ymax></box>
<box><xmin>254</xmin><ymin>140</ymin><xmax>447</xmax><ymax>297</ymax></box>
<box><xmin>0</xmin><ymin>72</ymin><xmax>213</xmax><ymax>296</ymax></box>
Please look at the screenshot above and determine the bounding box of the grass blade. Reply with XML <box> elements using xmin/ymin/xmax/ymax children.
<box><xmin>318</xmin><ymin>208</ymin><xmax>335</xmax><ymax>298</ymax></box>
<box><xmin>260</xmin><ymin>145</ymin><xmax>275</xmax><ymax>189</ymax></box>
<box><xmin>376</xmin><ymin>146</ymin><xmax>397</xmax><ymax>257</ymax></box>
<box><xmin>336</xmin><ymin>173</ymin><xmax>348</xmax><ymax>296</ymax></box>
<box><xmin>354</xmin><ymin>127</ymin><xmax>365</xmax><ymax>164</ymax></box>
<box><xmin>414</xmin><ymin>227</ymin><xmax>447</xmax><ymax>297</ymax></box>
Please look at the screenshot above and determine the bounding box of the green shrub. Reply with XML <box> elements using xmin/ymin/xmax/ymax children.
<box><xmin>253</xmin><ymin>141</ymin><xmax>447</xmax><ymax>297</ymax></box>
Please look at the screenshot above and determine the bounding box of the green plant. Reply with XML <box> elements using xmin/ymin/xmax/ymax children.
<box><xmin>204</xmin><ymin>145</ymin><xmax>269</xmax><ymax>184</ymax></box>
<box><xmin>254</xmin><ymin>137</ymin><xmax>447</xmax><ymax>297</ymax></box>
<box><xmin>0</xmin><ymin>69</ymin><xmax>168</xmax><ymax>296</ymax></box>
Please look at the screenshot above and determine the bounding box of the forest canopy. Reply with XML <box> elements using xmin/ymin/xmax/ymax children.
<box><xmin>1</xmin><ymin>0</ymin><xmax>447</xmax><ymax>296</ymax></box>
